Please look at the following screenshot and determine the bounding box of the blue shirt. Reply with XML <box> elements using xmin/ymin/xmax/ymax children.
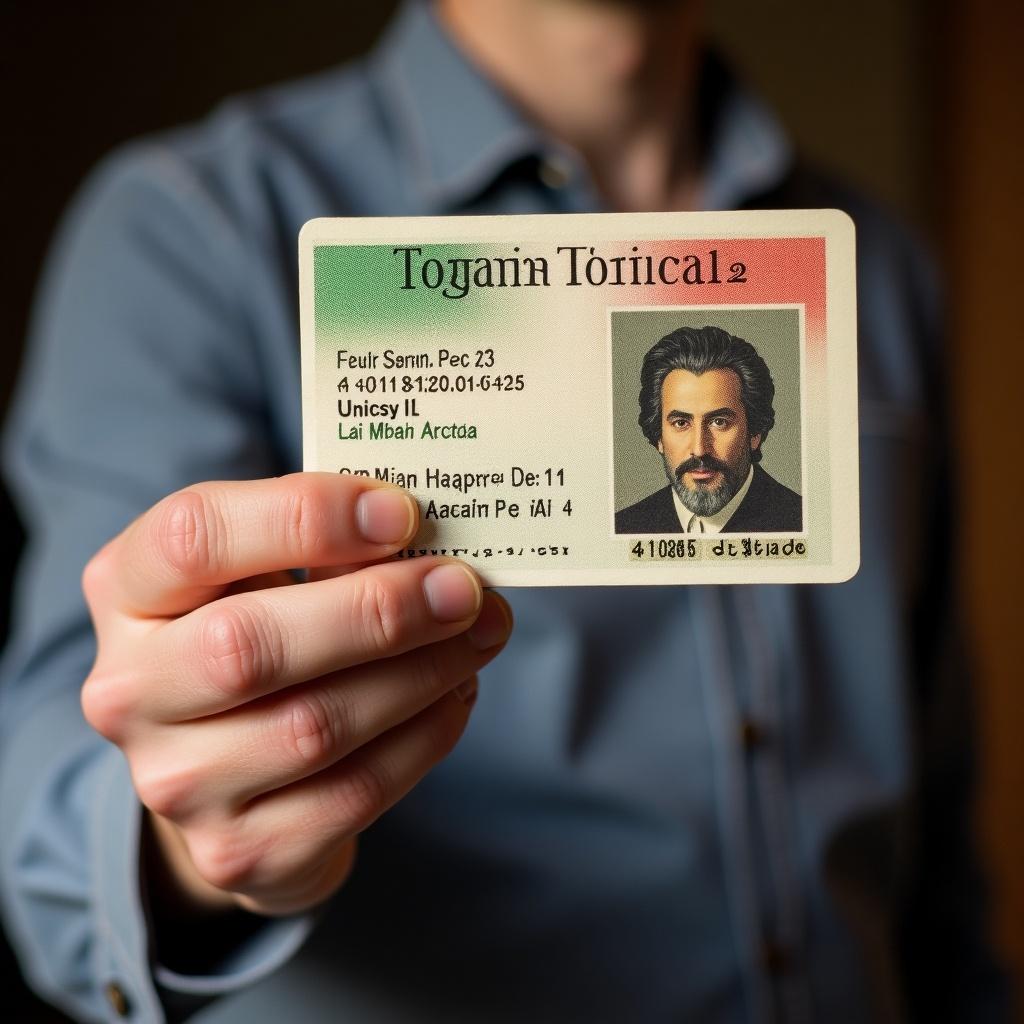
<box><xmin>0</xmin><ymin>3</ymin><xmax>1006</xmax><ymax>1021</ymax></box>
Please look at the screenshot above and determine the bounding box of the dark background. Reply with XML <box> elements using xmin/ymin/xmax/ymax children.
<box><xmin>1</xmin><ymin>2</ymin><xmax>1020</xmax><ymax>1019</ymax></box>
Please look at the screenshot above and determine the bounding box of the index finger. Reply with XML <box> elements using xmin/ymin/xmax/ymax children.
<box><xmin>87</xmin><ymin>473</ymin><xmax>418</xmax><ymax>618</ymax></box>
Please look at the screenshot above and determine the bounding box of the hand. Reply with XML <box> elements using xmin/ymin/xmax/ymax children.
<box><xmin>80</xmin><ymin>473</ymin><xmax>511</xmax><ymax>917</ymax></box>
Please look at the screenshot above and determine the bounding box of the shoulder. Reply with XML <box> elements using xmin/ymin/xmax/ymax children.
<box><xmin>754</xmin><ymin>466</ymin><xmax>802</xmax><ymax>506</ymax></box>
<box><xmin>615</xmin><ymin>487</ymin><xmax>678</xmax><ymax>534</ymax></box>
<box><xmin>724</xmin><ymin>467</ymin><xmax>802</xmax><ymax>533</ymax></box>
<box><xmin>34</xmin><ymin>57</ymin><xmax>394</xmax><ymax>371</ymax></box>
<box><xmin>63</xmin><ymin>56</ymin><xmax>395</xmax><ymax>268</ymax></box>
<box><xmin>169</xmin><ymin>62</ymin><xmax>391</xmax><ymax>201</ymax></box>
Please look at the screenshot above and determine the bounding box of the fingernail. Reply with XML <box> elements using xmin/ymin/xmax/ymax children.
<box><xmin>355</xmin><ymin>489</ymin><xmax>416</xmax><ymax>545</ymax></box>
<box><xmin>468</xmin><ymin>592</ymin><xmax>512</xmax><ymax>650</ymax></box>
<box><xmin>454</xmin><ymin>678</ymin><xmax>478</xmax><ymax>706</ymax></box>
<box><xmin>422</xmin><ymin>564</ymin><xmax>481</xmax><ymax>622</ymax></box>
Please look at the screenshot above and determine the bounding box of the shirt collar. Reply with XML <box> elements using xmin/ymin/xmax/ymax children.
<box><xmin>370</xmin><ymin>1</ymin><xmax>794</xmax><ymax>212</ymax></box>
<box><xmin>672</xmin><ymin>465</ymin><xmax>755</xmax><ymax>534</ymax></box>
<box><xmin>369</xmin><ymin>1</ymin><xmax>544</xmax><ymax>210</ymax></box>
<box><xmin>694</xmin><ymin>54</ymin><xmax>795</xmax><ymax>211</ymax></box>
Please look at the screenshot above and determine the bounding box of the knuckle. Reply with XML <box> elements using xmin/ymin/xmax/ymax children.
<box><xmin>282</xmin><ymin>482</ymin><xmax>330</xmax><ymax>561</ymax></box>
<box><xmin>327</xmin><ymin>761</ymin><xmax>390</xmax><ymax>832</ymax></box>
<box><xmin>198</xmin><ymin>604</ymin><xmax>283</xmax><ymax>698</ymax></box>
<box><xmin>275</xmin><ymin>691</ymin><xmax>348</xmax><ymax>771</ymax></box>
<box><xmin>152</xmin><ymin>489</ymin><xmax>222</xmax><ymax>582</ymax></box>
<box><xmin>351</xmin><ymin>575</ymin><xmax>406</xmax><ymax>656</ymax></box>
<box><xmin>409</xmin><ymin>643</ymin><xmax>448</xmax><ymax>701</ymax></box>
<box><xmin>81</xmin><ymin>544</ymin><xmax>116</xmax><ymax>609</ymax></box>
<box><xmin>188</xmin><ymin>828</ymin><xmax>264</xmax><ymax>893</ymax></box>
<box><xmin>80</xmin><ymin>668</ymin><xmax>134</xmax><ymax>742</ymax></box>
<box><xmin>132</xmin><ymin>761</ymin><xmax>201</xmax><ymax>822</ymax></box>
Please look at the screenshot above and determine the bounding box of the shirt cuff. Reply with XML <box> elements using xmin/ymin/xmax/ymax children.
<box><xmin>93</xmin><ymin>745</ymin><xmax>316</xmax><ymax>1015</ymax></box>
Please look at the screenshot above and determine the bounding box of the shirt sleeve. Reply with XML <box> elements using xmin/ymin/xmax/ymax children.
<box><xmin>0</xmin><ymin>144</ymin><xmax>314</xmax><ymax>1022</ymax></box>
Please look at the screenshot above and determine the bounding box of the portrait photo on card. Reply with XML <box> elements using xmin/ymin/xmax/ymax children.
<box><xmin>610</xmin><ymin>307</ymin><xmax>804</xmax><ymax>536</ymax></box>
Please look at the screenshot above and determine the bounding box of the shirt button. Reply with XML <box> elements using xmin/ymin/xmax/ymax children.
<box><xmin>739</xmin><ymin>717</ymin><xmax>768</xmax><ymax>752</ymax></box>
<box><xmin>538</xmin><ymin>155</ymin><xmax>572</xmax><ymax>190</ymax></box>
<box><xmin>105</xmin><ymin>981</ymin><xmax>130</xmax><ymax>1017</ymax></box>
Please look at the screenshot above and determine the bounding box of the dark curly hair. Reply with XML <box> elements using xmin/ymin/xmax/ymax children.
<box><xmin>637</xmin><ymin>325</ymin><xmax>776</xmax><ymax>463</ymax></box>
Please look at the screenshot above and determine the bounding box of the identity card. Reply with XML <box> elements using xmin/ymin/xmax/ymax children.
<box><xmin>299</xmin><ymin>210</ymin><xmax>858</xmax><ymax>586</ymax></box>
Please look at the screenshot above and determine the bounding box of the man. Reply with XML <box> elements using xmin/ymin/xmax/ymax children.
<box><xmin>616</xmin><ymin>325</ymin><xmax>802</xmax><ymax>534</ymax></box>
<box><xmin>0</xmin><ymin>1</ymin><xmax>1004</xmax><ymax>1022</ymax></box>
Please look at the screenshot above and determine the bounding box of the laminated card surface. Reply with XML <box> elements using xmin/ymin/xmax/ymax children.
<box><xmin>300</xmin><ymin>211</ymin><xmax>858</xmax><ymax>586</ymax></box>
